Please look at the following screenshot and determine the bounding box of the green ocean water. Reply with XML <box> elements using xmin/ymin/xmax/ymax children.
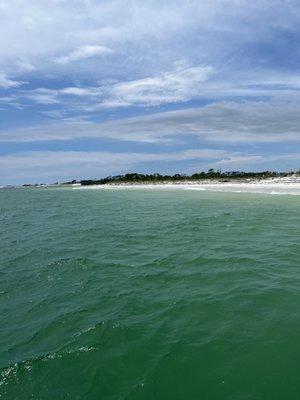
<box><xmin>0</xmin><ymin>187</ymin><xmax>299</xmax><ymax>400</ymax></box>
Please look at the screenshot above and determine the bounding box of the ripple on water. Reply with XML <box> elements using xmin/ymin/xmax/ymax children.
<box><xmin>0</xmin><ymin>189</ymin><xmax>299</xmax><ymax>399</ymax></box>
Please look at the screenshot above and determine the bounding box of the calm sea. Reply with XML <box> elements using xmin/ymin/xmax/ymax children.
<box><xmin>0</xmin><ymin>187</ymin><xmax>299</xmax><ymax>399</ymax></box>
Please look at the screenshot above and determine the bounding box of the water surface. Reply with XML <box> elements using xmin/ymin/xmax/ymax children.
<box><xmin>0</xmin><ymin>188</ymin><xmax>299</xmax><ymax>399</ymax></box>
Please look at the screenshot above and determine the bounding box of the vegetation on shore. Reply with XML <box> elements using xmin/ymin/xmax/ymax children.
<box><xmin>79</xmin><ymin>169</ymin><xmax>299</xmax><ymax>186</ymax></box>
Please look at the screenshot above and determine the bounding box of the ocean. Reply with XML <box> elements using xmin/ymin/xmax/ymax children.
<box><xmin>0</xmin><ymin>187</ymin><xmax>299</xmax><ymax>399</ymax></box>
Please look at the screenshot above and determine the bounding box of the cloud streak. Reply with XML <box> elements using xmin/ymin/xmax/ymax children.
<box><xmin>1</xmin><ymin>101</ymin><xmax>300</xmax><ymax>144</ymax></box>
<box><xmin>55</xmin><ymin>45</ymin><xmax>113</xmax><ymax>64</ymax></box>
<box><xmin>100</xmin><ymin>65</ymin><xmax>213</xmax><ymax>107</ymax></box>
<box><xmin>0</xmin><ymin>72</ymin><xmax>24</xmax><ymax>88</ymax></box>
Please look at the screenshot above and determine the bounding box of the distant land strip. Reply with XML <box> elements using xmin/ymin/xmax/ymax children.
<box><xmin>20</xmin><ymin>169</ymin><xmax>300</xmax><ymax>187</ymax></box>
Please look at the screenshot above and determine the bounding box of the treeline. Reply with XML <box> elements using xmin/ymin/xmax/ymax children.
<box><xmin>80</xmin><ymin>169</ymin><xmax>299</xmax><ymax>185</ymax></box>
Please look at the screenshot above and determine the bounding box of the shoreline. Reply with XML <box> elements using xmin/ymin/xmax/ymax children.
<box><xmin>74</xmin><ymin>176</ymin><xmax>300</xmax><ymax>195</ymax></box>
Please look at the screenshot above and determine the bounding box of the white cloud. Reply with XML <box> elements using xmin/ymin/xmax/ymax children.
<box><xmin>60</xmin><ymin>87</ymin><xmax>99</xmax><ymax>96</ymax></box>
<box><xmin>7</xmin><ymin>86</ymin><xmax>101</xmax><ymax>106</ymax></box>
<box><xmin>15</xmin><ymin>59</ymin><xmax>35</xmax><ymax>72</ymax></box>
<box><xmin>24</xmin><ymin>88</ymin><xmax>60</xmax><ymax>104</ymax></box>
<box><xmin>0</xmin><ymin>72</ymin><xmax>24</xmax><ymax>88</ymax></box>
<box><xmin>214</xmin><ymin>153</ymin><xmax>300</xmax><ymax>171</ymax></box>
<box><xmin>55</xmin><ymin>45</ymin><xmax>113</xmax><ymax>64</ymax></box>
<box><xmin>101</xmin><ymin>65</ymin><xmax>213</xmax><ymax>107</ymax></box>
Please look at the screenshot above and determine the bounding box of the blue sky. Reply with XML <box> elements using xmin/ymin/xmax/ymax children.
<box><xmin>0</xmin><ymin>0</ymin><xmax>299</xmax><ymax>185</ymax></box>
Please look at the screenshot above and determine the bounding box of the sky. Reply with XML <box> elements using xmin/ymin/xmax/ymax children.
<box><xmin>0</xmin><ymin>0</ymin><xmax>300</xmax><ymax>185</ymax></box>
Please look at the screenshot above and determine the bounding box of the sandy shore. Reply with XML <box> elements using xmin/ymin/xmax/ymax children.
<box><xmin>74</xmin><ymin>176</ymin><xmax>300</xmax><ymax>195</ymax></box>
